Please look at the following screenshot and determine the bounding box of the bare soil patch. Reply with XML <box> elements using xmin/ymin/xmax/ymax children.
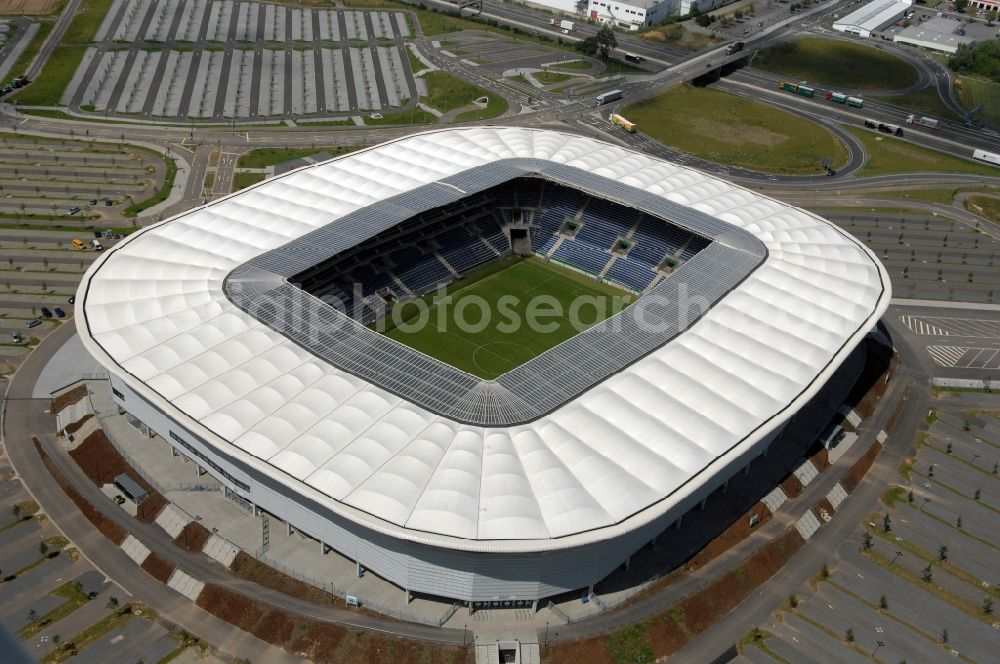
<box><xmin>841</xmin><ymin>441</ymin><xmax>883</xmax><ymax>494</ymax></box>
<box><xmin>230</xmin><ymin>551</ymin><xmax>336</xmax><ymax>605</ymax></box>
<box><xmin>51</xmin><ymin>384</ymin><xmax>87</xmax><ymax>413</ymax></box>
<box><xmin>685</xmin><ymin>503</ymin><xmax>772</xmax><ymax>572</ymax></box>
<box><xmin>140</xmin><ymin>551</ymin><xmax>175</xmax><ymax>583</ymax></box>
<box><xmin>33</xmin><ymin>437</ymin><xmax>126</xmax><ymax>544</ymax></box>
<box><xmin>68</xmin><ymin>429</ymin><xmax>167</xmax><ymax>522</ymax></box>
<box><xmin>175</xmin><ymin>521</ymin><xmax>211</xmax><ymax>552</ymax></box>
<box><xmin>0</xmin><ymin>0</ymin><xmax>62</xmax><ymax>14</ymax></box>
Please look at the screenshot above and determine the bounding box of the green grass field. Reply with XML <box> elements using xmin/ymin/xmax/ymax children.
<box><xmin>754</xmin><ymin>38</ymin><xmax>919</xmax><ymax>90</ymax></box>
<box><xmin>966</xmin><ymin>196</ymin><xmax>1000</xmax><ymax>223</ymax></box>
<box><xmin>382</xmin><ymin>257</ymin><xmax>634</xmax><ymax>379</ymax></box>
<box><xmin>236</xmin><ymin>146</ymin><xmax>361</xmax><ymax>169</ymax></box>
<box><xmin>956</xmin><ymin>76</ymin><xmax>1000</xmax><ymax>127</ymax></box>
<box><xmin>624</xmin><ymin>85</ymin><xmax>848</xmax><ymax>174</ymax></box>
<box><xmin>845</xmin><ymin>126</ymin><xmax>999</xmax><ymax>177</ymax></box>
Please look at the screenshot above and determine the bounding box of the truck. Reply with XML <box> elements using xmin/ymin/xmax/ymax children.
<box><xmin>596</xmin><ymin>89</ymin><xmax>623</xmax><ymax>105</ymax></box>
<box><xmin>778</xmin><ymin>81</ymin><xmax>814</xmax><ymax>98</ymax></box>
<box><xmin>550</xmin><ymin>19</ymin><xmax>574</xmax><ymax>31</ymax></box>
<box><xmin>973</xmin><ymin>149</ymin><xmax>1000</xmax><ymax>166</ymax></box>
<box><xmin>725</xmin><ymin>41</ymin><xmax>745</xmax><ymax>55</ymax></box>
<box><xmin>826</xmin><ymin>91</ymin><xmax>848</xmax><ymax>104</ymax></box>
<box><xmin>846</xmin><ymin>96</ymin><xmax>863</xmax><ymax>109</ymax></box>
<box><xmin>610</xmin><ymin>114</ymin><xmax>636</xmax><ymax>133</ymax></box>
<box><xmin>906</xmin><ymin>114</ymin><xmax>939</xmax><ymax>130</ymax></box>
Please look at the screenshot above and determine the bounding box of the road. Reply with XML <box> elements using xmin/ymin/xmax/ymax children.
<box><xmin>26</xmin><ymin>0</ymin><xmax>81</xmax><ymax>81</ymax></box>
<box><xmin>675</xmin><ymin>369</ymin><xmax>931</xmax><ymax>662</ymax></box>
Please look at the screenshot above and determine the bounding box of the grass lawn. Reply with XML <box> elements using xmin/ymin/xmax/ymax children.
<box><xmin>18</xmin><ymin>579</ymin><xmax>91</xmax><ymax>639</ymax></box>
<box><xmin>534</xmin><ymin>71</ymin><xmax>574</xmax><ymax>85</ymax></box>
<box><xmin>382</xmin><ymin>256</ymin><xmax>634</xmax><ymax>379</ymax></box>
<box><xmin>624</xmin><ymin>84</ymin><xmax>848</xmax><ymax>174</ymax></box>
<box><xmin>552</xmin><ymin>59</ymin><xmax>593</xmax><ymax>70</ymax></box>
<box><xmin>124</xmin><ymin>150</ymin><xmax>175</xmax><ymax>217</ymax></box>
<box><xmin>11</xmin><ymin>45</ymin><xmax>86</xmax><ymax>105</ymax></box>
<box><xmin>364</xmin><ymin>106</ymin><xmax>437</xmax><ymax>125</ymax></box>
<box><xmin>61</xmin><ymin>0</ymin><xmax>117</xmax><ymax>44</ymax></box>
<box><xmin>872</xmin><ymin>86</ymin><xmax>960</xmax><ymax>121</ymax></box>
<box><xmin>753</xmin><ymin>38</ymin><xmax>919</xmax><ymax>90</ymax></box>
<box><xmin>422</xmin><ymin>70</ymin><xmax>507</xmax><ymax>118</ymax></box>
<box><xmin>236</xmin><ymin>145</ymin><xmax>361</xmax><ymax>169</ymax></box>
<box><xmin>966</xmin><ymin>196</ymin><xmax>1000</xmax><ymax>223</ymax></box>
<box><xmin>640</xmin><ymin>23</ymin><xmax>720</xmax><ymax>51</ymax></box>
<box><xmin>507</xmin><ymin>74</ymin><xmax>531</xmax><ymax>86</ymax></box>
<box><xmin>846</xmin><ymin>126</ymin><xmax>999</xmax><ymax>177</ymax></box>
<box><xmin>231</xmin><ymin>172</ymin><xmax>265</xmax><ymax>191</ymax></box>
<box><xmin>956</xmin><ymin>76</ymin><xmax>1000</xmax><ymax>127</ymax></box>
<box><xmin>2</xmin><ymin>20</ymin><xmax>54</xmax><ymax>87</ymax></box>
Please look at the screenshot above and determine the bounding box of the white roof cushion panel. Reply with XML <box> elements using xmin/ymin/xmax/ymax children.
<box><xmin>80</xmin><ymin>127</ymin><xmax>887</xmax><ymax>542</ymax></box>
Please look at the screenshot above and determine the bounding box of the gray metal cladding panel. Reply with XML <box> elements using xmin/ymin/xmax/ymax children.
<box><xmin>225</xmin><ymin>160</ymin><xmax>768</xmax><ymax>426</ymax></box>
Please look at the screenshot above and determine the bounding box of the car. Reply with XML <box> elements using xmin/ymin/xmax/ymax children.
<box><xmin>561</xmin><ymin>28</ymin><xmax>569</xmax><ymax>34</ymax></box>
<box><xmin>113</xmin><ymin>495</ymin><xmax>126</xmax><ymax>505</ymax></box>
<box><xmin>25</xmin><ymin>319</ymin><xmax>40</xmax><ymax>328</ymax></box>
<box><xmin>89</xmin><ymin>199</ymin><xmax>97</xmax><ymax>206</ymax></box>
<box><xmin>91</xmin><ymin>239</ymin><xmax>103</xmax><ymax>251</ymax></box>
<box><xmin>54</xmin><ymin>307</ymin><xmax>66</xmax><ymax>318</ymax></box>
<box><xmin>10</xmin><ymin>332</ymin><xmax>23</xmax><ymax>344</ymax></box>
<box><xmin>72</xmin><ymin>239</ymin><xmax>85</xmax><ymax>250</ymax></box>
<box><xmin>93</xmin><ymin>231</ymin><xmax>102</xmax><ymax>238</ymax></box>
<box><xmin>67</xmin><ymin>206</ymin><xmax>81</xmax><ymax>215</ymax></box>
<box><xmin>105</xmin><ymin>199</ymin><xmax>113</xmax><ymax>206</ymax></box>
<box><xmin>40</xmin><ymin>306</ymin><xmax>53</xmax><ymax>318</ymax></box>
<box><xmin>67</xmin><ymin>295</ymin><xmax>75</xmax><ymax>304</ymax></box>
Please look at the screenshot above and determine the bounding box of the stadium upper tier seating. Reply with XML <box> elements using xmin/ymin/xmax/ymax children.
<box><xmin>294</xmin><ymin>178</ymin><xmax>710</xmax><ymax>320</ymax></box>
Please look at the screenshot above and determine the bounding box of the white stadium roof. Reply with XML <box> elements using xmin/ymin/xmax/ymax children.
<box><xmin>78</xmin><ymin>127</ymin><xmax>890</xmax><ymax>552</ymax></box>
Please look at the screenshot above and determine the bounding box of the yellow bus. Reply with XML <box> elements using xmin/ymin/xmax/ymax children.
<box><xmin>610</xmin><ymin>114</ymin><xmax>636</xmax><ymax>133</ymax></box>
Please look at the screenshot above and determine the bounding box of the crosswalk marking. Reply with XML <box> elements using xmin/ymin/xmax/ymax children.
<box><xmin>900</xmin><ymin>315</ymin><xmax>1000</xmax><ymax>338</ymax></box>
<box><xmin>927</xmin><ymin>345</ymin><xmax>966</xmax><ymax>367</ymax></box>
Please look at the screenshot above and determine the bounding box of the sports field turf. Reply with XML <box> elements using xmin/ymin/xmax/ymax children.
<box><xmin>381</xmin><ymin>256</ymin><xmax>634</xmax><ymax>379</ymax></box>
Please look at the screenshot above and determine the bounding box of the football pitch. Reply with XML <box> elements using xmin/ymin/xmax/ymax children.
<box><xmin>380</xmin><ymin>256</ymin><xmax>635</xmax><ymax>379</ymax></box>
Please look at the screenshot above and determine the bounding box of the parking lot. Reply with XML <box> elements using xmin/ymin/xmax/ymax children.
<box><xmin>738</xmin><ymin>401</ymin><xmax>1000</xmax><ymax>664</ymax></box>
<box><xmin>0</xmin><ymin>133</ymin><xmax>166</xmax><ymax>374</ymax></box>
<box><xmin>828</xmin><ymin>211</ymin><xmax>1000</xmax><ymax>304</ymax></box>
<box><xmin>61</xmin><ymin>1</ymin><xmax>417</xmax><ymax>119</ymax></box>
<box><xmin>0</xmin><ymin>446</ymin><xmax>213</xmax><ymax>663</ymax></box>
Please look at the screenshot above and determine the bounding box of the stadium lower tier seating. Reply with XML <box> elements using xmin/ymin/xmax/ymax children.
<box><xmin>605</xmin><ymin>257</ymin><xmax>657</xmax><ymax>292</ymax></box>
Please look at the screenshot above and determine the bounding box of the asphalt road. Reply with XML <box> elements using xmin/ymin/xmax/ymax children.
<box><xmin>675</xmin><ymin>370</ymin><xmax>931</xmax><ymax>661</ymax></box>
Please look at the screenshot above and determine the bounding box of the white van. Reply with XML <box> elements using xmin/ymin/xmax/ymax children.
<box><xmin>90</xmin><ymin>239</ymin><xmax>104</xmax><ymax>251</ymax></box>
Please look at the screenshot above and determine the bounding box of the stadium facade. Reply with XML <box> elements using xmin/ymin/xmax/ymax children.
<box><xmin>77</xmin><ymin>127</ymin><xmax>890</xmax><ymax>606</ymax></box>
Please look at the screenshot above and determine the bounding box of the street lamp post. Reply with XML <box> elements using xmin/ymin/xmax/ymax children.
<box><xmin>891</xmin><ymin>550</ymin><xmax>903</xmax><ymax>566</ymax></box>
<box><xmin>872</xmin><ymin>640</ymin><xmax>885</xmax><ymax>657</ymax></box>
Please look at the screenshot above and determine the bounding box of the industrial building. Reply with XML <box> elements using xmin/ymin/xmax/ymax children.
<box><xmin>894</xmin><ymin>17</ymin><xmax>978</xmax><ymax>54</ymax></box>
<box><xmin>833</xmin><ymin>0</ymin><xmax>912</xmax><ymax>37</ymax></box>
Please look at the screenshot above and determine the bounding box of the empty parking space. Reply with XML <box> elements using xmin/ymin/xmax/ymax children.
<box><xmin>61</xmin><ymin>2</ymin><xmax>416</xmax><ymax>119</ymax></box>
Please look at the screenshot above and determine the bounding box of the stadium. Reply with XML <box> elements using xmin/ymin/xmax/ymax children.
<box><xmin>76</xmin><ymin>127</ymin><xmax>890</xmax><ymax>608</ymax></box>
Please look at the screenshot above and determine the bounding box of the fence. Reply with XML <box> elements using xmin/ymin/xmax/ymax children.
<box><xmin>248</xmin><ymin>546</ymin><xmax>445</xmax><ymax>626</ymax></box>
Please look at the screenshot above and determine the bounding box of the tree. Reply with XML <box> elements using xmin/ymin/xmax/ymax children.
<box><xmin>53</xmin><ymin>634</ymin><xmax>60</xmax><ymax>650</ymax></box>
<box><xmin>974</xmin><ymin>488</ymin><xmax>981</xmax><ymax>500</ymax></box>
<box><xmin>907</xmin><ymin>490</ymin><xmax>914</xmax><ymax>504</ymax></box>
<box><xmin>39</xmin><ymin>541</ymin><xmax>48</xmax><ymax>556</ymax></box>
<box><xmin>580</xmin><ymin>24</ymin><xmax>618</xmax><ymax>61</ymax></box>
<box><xmin>954</xmin><ymin>0</ymin><xmax>968</xmax><ymax>13</ymax></box>
<box><xmin>789</xmin><ymin>593</ymin><xmax>798</xmax><ymax>608</ymax></box>
<box><xmin>922</xmin><ymin>564</ymin><xmax>934</xmax><ymax>582</ymax></box>
<box><xmin>940</xmin><ymin>628</ymin><xmax>949</xmax><ymax>644</ymax></box>
<box><xmin>107</xmin><ymin>596</ymin><xmax>119</xmax><ymax>612</ymax></box>
<box><xmin>862</xmin><ymin>531</ymin><xmax>873</xmax><ymax>550</ymax></box>
<box><xmin>883</xmin><ymin>513</ymin><xmax>892</xmax><ymax>532</ymax></box>
<box><xmin>845</xmin><ymin>627</ymin><xmax>855</xmax><ymax>642</ymax></box>
<box><xmin>945</xmin><ymin>442</ymin><xmax>952</xmax><ymax>454</ymax></box>
<box><xmin>987</xmin><ymin>10</ymin><xmax>998</xmax><ymax>26</ymax></box>
<box><xmin>819</xmin><ymin>563</ymin><xmax>829</xmax><ymax>579</ymax></box>
<box><xmin>879</xmin><ymin>594</ymin><xmax>888</xmax><ymax>610</ymax></box>
<box><xmin>27</xmin><ymin>609</ymin><xmax>37</xmax><ymax>624</ymax></box>
<box><xmin>695</xmin><ymin>13</ymin><xmax>712</xmax><ymax>27</ymax></box>
<box><xmin>984</xmin><ymin>597</ymin><xmax>994</xmax><ymax>615</ymax></box>
<box><xmin>929</xmin><ymin>465</ymin><xmax>935</xmax><ymax>478</ymax></box>
<box><xmin>11</xmin><ymin>504</ymin><xmax>21</xmax><ymax>519</ymax></box>
<box><xmin>956</xmin><ymin>515</ymin><xmax>963</xmax><ymax>529</ymax></box>
<box><xmin>938</xmin><ymin>545</ymin><xmax>948</xmax><ymax>561</ymax></box>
